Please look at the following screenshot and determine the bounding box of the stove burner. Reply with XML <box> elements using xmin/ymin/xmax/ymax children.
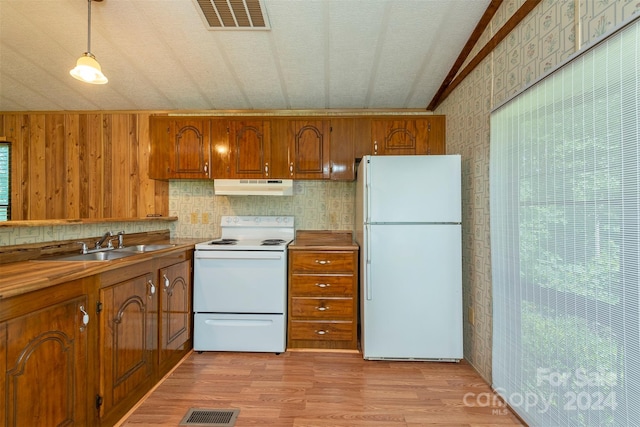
<box><xmin>261</xmin><ymin>239</ymin><xmax>286</xmax><ymax>246</ymax></box>
<box><xmin>209</xmin><ymin>238</ymin><xmax>238</xmax><ymax>245</ymax></box>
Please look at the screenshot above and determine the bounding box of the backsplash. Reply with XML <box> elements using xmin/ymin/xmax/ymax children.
<box><xmin>170</xmin><ymin>180</ymin><xmax>356</xmax><ymax>239</ymax></box>
<box><xmin>0</xmin><ymin>220</ymin><xmax>172</xmax><ymax>246</ymax></box>
<box><xmin>0</xmin><ymin>180</ymin><xmax>356</xmax><ymax>246</ymax></box>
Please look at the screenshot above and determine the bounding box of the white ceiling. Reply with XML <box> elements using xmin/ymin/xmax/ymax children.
<box><xmin>0</xmin><ymin>0</ymin><xmax>490</xmax><ymax>112</ymax></box>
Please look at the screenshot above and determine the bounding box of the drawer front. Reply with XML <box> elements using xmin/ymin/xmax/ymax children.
<box><xmin>290</xmin><ymin>251</ymin><xmax>355</xmax><ymax>273</ymax></box>
<box><xmin>290</xmin><ymin>275</ymin><xmax>353</xmax><ymax>296</ymax></box>
<box><xmin>290</xmin><ymin>297</ymin><xmax>353</xmax><ymax>318</ymax></box>
<box><xmin>289</xmin><ymin>320</ymin><xmax>353</xmax><ymax>341</ymax></box>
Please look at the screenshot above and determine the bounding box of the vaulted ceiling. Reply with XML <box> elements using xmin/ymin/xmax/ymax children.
<box><xmin>0</xmin><ymin>0</ymin><xmax>491</xmax><ymax>112</ymax></box>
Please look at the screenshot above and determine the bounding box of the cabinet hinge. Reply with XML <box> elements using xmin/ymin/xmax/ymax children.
<box><xmin>330</xmin><ymin>126</ymin><xmax>333</xmax><ymax>132</ymax></box>
<box><xmin>96</xmin><ymin>301</ymin><xmax>103</xmax><ymax>314</ymax></box>
<box><xmin>96</xmin><ymin>394</ymin><xmax>103</xmax><ymax>409</ymax></box>
<box><xmin>428</xmin><ymin>122</ymin><xmax>431</xmax><ymax>131</ymax></box>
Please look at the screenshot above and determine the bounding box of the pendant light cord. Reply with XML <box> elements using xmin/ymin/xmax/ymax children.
<box><xmin>87</xmin><ymin>0</ymin><xmax>92</xmax><ymax>53</ymax></box>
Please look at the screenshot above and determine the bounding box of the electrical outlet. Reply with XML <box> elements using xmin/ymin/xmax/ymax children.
<box><xmin>468</xmin><ymin>306</ymin><xmax>475</xmax><ymax>325</ymax></box>
<box><xmin>190</xmin><ymin>212</ymin><xmax>198</xmax><ymax>224</ymax></box>
<box><xmin>202</xmin><ymin>212</ymin><xmax>209</xmax><ymax>224</ymax></box>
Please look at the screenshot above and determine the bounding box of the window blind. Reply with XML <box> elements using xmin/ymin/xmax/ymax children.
<box><xmin>0</xmin><ymin>142</ymin><xmax>9</xmax><ymax>221</ymax></box>
<box><xmin>490</xmin><ymin>18</ymin><xmax>639</xmax><ymax>426</ymax></box>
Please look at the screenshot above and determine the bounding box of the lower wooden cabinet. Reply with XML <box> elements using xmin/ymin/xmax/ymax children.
<box><xmin>0</xmin><ymin>279</ymin><xmax>91</xmax><ymax>427</ymax></box>
<box><xmin>99</xmin><ymin>265</ymin><xmax>157</xmax><ymax>424</ymax></box>
<box><xmin>288</xmin><ymin>235</ymin><xmax>359</xmax><ymax>350</ymax></box>
<box><xmin>0</xmin><ymin>248</ymin><xmax>193</xmax><ymax>427</ymax></box>
<box><xmin>97</xmin><ymin>251</ymin><xmax>193</xmax><ymax>426</ymax></box>
<box><xmin>158</xmin><ymin>259</ymin><xmax>192</xmax><ymax>375</ymax></box>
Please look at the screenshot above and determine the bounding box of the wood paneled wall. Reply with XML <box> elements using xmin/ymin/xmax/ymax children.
<box><xmin>0</xmin><ymin>112</ymin><xmax>168</xmax><ymax>221</ymax></box>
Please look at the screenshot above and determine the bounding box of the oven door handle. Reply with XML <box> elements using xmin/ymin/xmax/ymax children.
<box><xmin>195</xmin><ymin>251</ymin><xmax>283</xmax><ymax>260</ymax></box>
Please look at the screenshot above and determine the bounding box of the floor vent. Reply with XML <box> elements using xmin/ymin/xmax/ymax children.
<box><xmin>179</xmin><ymin>408</ymin><xmax>239</xmax><ymax>426</ymax></box>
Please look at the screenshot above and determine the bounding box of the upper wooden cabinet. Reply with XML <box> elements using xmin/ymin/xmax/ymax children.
<box><xmin>149</xmin><ymin>117</ymin><xmax>212</xmax><ymax>179</ymax></box>
<box><xmin>148</xmin><ymin>114</ymin><xmax>446</xmax><ymax>182</ymax></box>
<box><xmin>370</xmin><ymin>116</ymin><xmax>446</xmax><ymax>156</ymax></box>
<box><xmin>288</xmin><ymin>120</ymin><xmax>331</xmax><ymax>179</ymax></box>
<box><xmin>329</xmin><ymin>119</ymin><xmax>357</xmax><ymax>180</ymax></box>
<box><xmin>228</xmin><ymin>120</ymin><xmax>272</xmax><ymax>179</ymax></box>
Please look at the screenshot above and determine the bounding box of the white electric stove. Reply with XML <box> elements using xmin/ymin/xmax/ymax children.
<box><xmin>193</xmin><ymin>216</ymin><xmax>294</xmax><ymax>353</ymax></box>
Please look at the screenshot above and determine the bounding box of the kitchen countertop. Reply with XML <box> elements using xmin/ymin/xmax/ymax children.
<box><xmin>288</xmin><ymin>230</ymin><xmax>358</xmax><ymax>251</ymax></box>
<box><xmin>0</xmin><ymin>238</ymin><xmax>203</xmax><ymax>301</ymax></box>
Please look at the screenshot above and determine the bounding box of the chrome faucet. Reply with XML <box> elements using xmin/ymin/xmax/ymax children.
<box><xmin>95</xmin><ymin>231</ymin><xmax>113</xmax><ymax>249</ymax></box>
<box><xmin>115</xmin><ymin>230</ymin><xmax>125</xmax><ymax>248</ymax></box>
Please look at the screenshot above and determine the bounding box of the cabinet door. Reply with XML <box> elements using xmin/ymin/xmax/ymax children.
<box><xmin>328</xmin><ymin>118</ymin><xmax>355</xmax><ymax>180</ymax></box>
<box><xmin>228</xmin><ymin>120</ymin><xmax>271</xmax><ymax>178</ymax></box>
<box><xmin>210</xmin><ymin>119</ymin><xmax>231</xmax><ymax>178</ymax></box>
<box><xmin>158</xmin><ymin>260</ymin><xmax>192</xmax><ymax>371</ymax></box>
<box><xmin>99</xmin><ymin>272</ymin><xmax>156</xmax><ymax>420</ymax></box>
<box><xmin>2</xmin><ymin>297</ymin><xmax>88</xmax><ymax>426</ymax></box>
<box><xmin>371</xmin><ymin>119</ymin><xmax>428</xmax><ymax>155</ymax></box>
<box><xmin>425</xmin><ymin>115</ymin><xmax>446</xmax><ymax>154</ymax></box>
<box><xmin>288</xmin><ymin>120</ymin><xmax>330</xmax><ymax>179</ymax></box>
<box><xmin>149</xmin><ymin>117</ymin><xmax>211</xmax><ymax>179</ymax></box>
<box><xmin>170</xmin><ymin>119</ymin><xmax>212</xmax><ymax>178</ymax></box>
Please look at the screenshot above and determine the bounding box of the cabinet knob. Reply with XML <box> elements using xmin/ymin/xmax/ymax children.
<box><xmin>264</xmin><ymin>163</ymin><xmax>269</xmax><ymax>176</ymax></box>
<box><xmin>315</xmin><ymin>259</ymin><xmax>331</xmax><ymax>265</ymax></box>
<box><xmin>315</xmin><ymin>283</ymin><xmax>330</xmax><ymax>288</ymax></box>
<box><xmin>289</xmin><ymin>162</ymin><xmax>294</xmax><ymax>176</ymax></box>
<box><xmin>204</xmin><ymin>162</ymin><xmax>209</xmax><ymax>173</ymax></box>
<box><xmin>374</xmin><ymin>140</ymin><xmax>378</xmax><ymax>155</ymax></box>
<box><xmin>163</xmin><ymin>274</ymin><xmax>170</xmax><ymax>289</ymax></box>
<box><xmin>315</xmin><ymin>305</ymin><xmax>329</xmax><ymax>311</ymax></box>
<box><xmin>315</xmin><ymin>330</ymin><xmax>328</xmax><ymax>335</ymax></box>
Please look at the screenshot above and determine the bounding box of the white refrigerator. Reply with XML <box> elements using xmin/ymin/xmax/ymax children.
<box><xmin>356</xmin><ymin>155</ymin><xmax>463</xmax><ymax>361</ymax></box>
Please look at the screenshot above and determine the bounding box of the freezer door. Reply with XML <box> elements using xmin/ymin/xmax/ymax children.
<box><xmin>368</xmin><ymin>155</ymin><xmax>461</xmax><ymax>223</ymax></box>
<box><xmin>361</xmin><ymin>223</ymin><xmax>462</xmax><ymax>360</ymax></box>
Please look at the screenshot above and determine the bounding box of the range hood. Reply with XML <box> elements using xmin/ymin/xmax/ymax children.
<box><xmin>214</xmin><ymin>179</ymin><xmax>293</xmax><ymax>196</ymax></box>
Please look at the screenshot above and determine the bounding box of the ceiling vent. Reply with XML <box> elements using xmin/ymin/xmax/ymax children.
<box><xmin>195</xmin><ymin>0</ymin><xmax>270</xmax><ymax>29</ymax></box>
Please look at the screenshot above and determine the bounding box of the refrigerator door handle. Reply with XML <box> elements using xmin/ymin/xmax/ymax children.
<box><xmin>365</xmin><ymin>159</ymin><xmax>371</xmax><ymax>223</ymax></box>
<box><xmin>365</xmin><ymin>224</ymin><xmax>372</xmax><ymax>300</ymax></box>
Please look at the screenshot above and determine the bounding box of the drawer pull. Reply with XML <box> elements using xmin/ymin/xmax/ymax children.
<box><xmin>316</xmin><ymin>305</ymin><xmax>329</xmax><ymax>311</ymax></box>
<box><xmin>315</xmin><ymin>259</ymin><xmax>331</xmax><ymax>265</ymax></box>
<box><xmin>315</xmin><ymin>330</ymin><xmax>328</xmax><ymax>335</ymax></box>
<box><xmin>315</xmin><ymin>283</ymin><xmax>330</xmax><ymax>288</ymax></box>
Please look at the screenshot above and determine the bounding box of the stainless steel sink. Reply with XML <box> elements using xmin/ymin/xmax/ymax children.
<box><xmin>116</xmin><ymin>244</ymin><xmax>176</xmax><ymax>253</ymax></box>
<box><xmin>43</xmin><ymin>251</ymin><xmax>138</xmax><ymax>262</ymax></box>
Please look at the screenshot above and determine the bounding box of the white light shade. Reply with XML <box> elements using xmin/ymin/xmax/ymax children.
<box><xmin>70</xmin><ymin>53</ymin><xmax>108</xmax><ymax>84</ymax></box>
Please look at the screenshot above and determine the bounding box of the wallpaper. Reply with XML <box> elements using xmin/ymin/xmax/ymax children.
<box><xmin>437</xmin><ymin>0</ymin><xmax>640</xmax><ymax>381</ymax></box>
<box><xmin>169</xmin><ymin>180</ymin><xmax>356</xmax><ymax>239</ymax></box>
<box><xmin>0</xmin><ymin>180</ymin><xmax>356</xmax><ymax>246</ymax></box>
<box><xmin>0</xmin><ymin>220</ymin><xmax>172</xmax><ymax>246</ymax></box>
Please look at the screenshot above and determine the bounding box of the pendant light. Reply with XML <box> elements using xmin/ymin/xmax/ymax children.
<box><xmin>70</xmin><ymin>0</ymin><xmax>108</xmax><ymax>84</ymax></box>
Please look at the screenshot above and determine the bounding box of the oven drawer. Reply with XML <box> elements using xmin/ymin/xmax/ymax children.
<box><xmin>194</xmin><ymin>313</ymin><xmax>285</xmax><ymax>353</ymax></box>
<box><xmin>194</xmin><ymin>251</ymin><xmax>287</xmax><ymax>313</ymax></box>
<box><xmin>290</xmin><ymin>251</ymin><xmax>355</xmax><ymax>273</ymax></box>
<box><xmin>290</xmin><ymin>297</ymin><xmax>354</xmax><ymax>318</ymax></box>
<box><xmin>289</xmin><ymin>275</ymin><xmax>354</xmax><ymax>296</ymax></box>
<box><xmin>289</xmin><ymin>320</ymin><xmax>353</xmax><ymax>341</ymax></box>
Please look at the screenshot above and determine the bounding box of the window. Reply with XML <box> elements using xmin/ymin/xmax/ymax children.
<box><xmin>490</xmin><ymin>18</ymin><xmax>639</xmax><ymax>426</ymax></box>
<box><xmin>0</xmin><ymin>141</ymin><xmax>9</xmax><ymax>221</ymax></box>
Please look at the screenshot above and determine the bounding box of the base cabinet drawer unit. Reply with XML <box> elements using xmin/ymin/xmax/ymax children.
<box><xmin>287</xmin><ymin>232</ymin><xmax>359</xmax><ymax>350</ymax></box>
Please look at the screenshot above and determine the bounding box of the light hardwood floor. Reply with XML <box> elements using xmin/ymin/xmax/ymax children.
<box><xmin>119</xmin><ymin>351</ymin><xmax>524</xmax><ymax>426</ymax></box>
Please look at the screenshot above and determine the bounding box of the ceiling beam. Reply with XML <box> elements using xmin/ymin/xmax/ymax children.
<box><xmin>428</xmin><ymin>0</ymin><xmax>542</xmax><ymax>111</ymax></box>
